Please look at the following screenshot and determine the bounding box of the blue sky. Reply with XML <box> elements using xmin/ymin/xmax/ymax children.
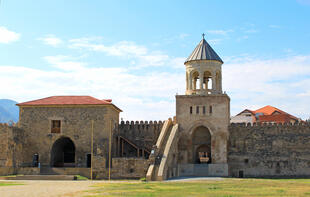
<box><xmin>0</xmin><ymin>0</ymin><xmax>310</xmax><ymax>120</ymax></box>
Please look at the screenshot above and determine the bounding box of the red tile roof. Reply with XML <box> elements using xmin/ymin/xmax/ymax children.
<box><xmin>259</xmin><ymin>114</ymin><xmax>293</xmax><ymax>123</ymax></box>
<box><xmin>235</xmin><ymin>105</ymin><xmax>300</xmax><ymax>123</ymax></box>
<box><xmin>236</xmin><ymin>109</ymin><xmax>255</xmax><ymax>116</ymax></box>
<box><xmin>253</xmin><ymin>105</ymin><xmax>298</xmax><ymax>120</ymax></box>
<box><xmin>17</xmin><ymin>96</ymin><xmax>122</xmax><ymax>111</ymax></box>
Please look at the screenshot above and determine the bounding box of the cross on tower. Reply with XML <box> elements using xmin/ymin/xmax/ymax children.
<box><xmin>202</xmin><ymin>33</ymin><xmax>205</xmax><ymax>39</ymax></box>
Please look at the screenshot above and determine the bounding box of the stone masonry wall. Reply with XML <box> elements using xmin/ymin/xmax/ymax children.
<box><xmin>91</xmin><ymin>156</ymin><xmax>149</xmax><ymax>179</ymax></box>
<box><xmin>0</xmin><ymin>123</ymin><xmax>24</xmax><ymax>168</ymax></box>
<box><xmin>118</xmin><ymin>121</ymin><xmax>163</xmax><ymax>151</ymax></box>
<box><xmin>228</xmin><ymin>123</ymin><xmax>310</xmax><ymax>177</ymax></box>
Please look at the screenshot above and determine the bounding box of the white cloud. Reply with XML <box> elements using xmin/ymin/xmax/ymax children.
<box><xmin>244</xmin><ymin>29</ymin><xmax>258</xmax><ymax>33</ymax></box>
<box><xmin>237</xmin><ymin>35</ymin><xmax>249</xmax><ymax>41</ymax></box>
<box><xmin>0</xmin><ymin>55</ymin><xmax>184</xmax><ymax>120</ymax></box>
<box><xmin>69</xmin><ymin>38</ymin><xmax>147</xmax><ymax>57</ymax></box>
<box><xmin>178</xmin><ymin>33</ymin><xmax>189</xmax><ymax>39</ymax></box>
<box><xmin>224</xmin><ymin>55</ymin><xmax>310</xmax><ymax>119</ymax></box>
<box><xmin>2</xmin><ymin>32</ymin><xmax>310</xmax><ymax>120</ymax></box>
<box><xmin>43</xmin><ymin>55</ymin><xmax>85</xmax><ymax>71</ymax></box>
<box><xmin>206</xmin><ymin>29</ymin><xmax>233</xmax><ymax>36</ymax></box>
<box><xmin>208</xmin><ymin>39</ymin><xmax>223</xmax><ymax>45</ymax></box>
<box><xmin>1</xmin><ymin>54</ymin><xmax>310</xmax><ymax>120</ymax></box>
<box><xmin>269</xmin><ymin>25</ymin><xmax>281</xmax><ymax>29</ymax></box>
<box><xmin>38</xmin><ymin>34</ymin><xmax>63</xmax><ymax>47</ymax></box>
<box><xmin>69</xmin><ymin>37</ymin><xmax>183</xmax><ymax>69</ymax></box>
<box><xmin>0</xmin><ymin>26</ymin><xmax>20</xmax><ymax>44</ymax></box>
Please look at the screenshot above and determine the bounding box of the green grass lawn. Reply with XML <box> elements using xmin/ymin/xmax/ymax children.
<box><xmin>0</xmin><ymin>182</ymin><xmax>23</xmax><ymax>186</ymax></box>
<box><xmin>85</xmin><ymin>178</ymin><xmax>310</xmax><ymax>197</ymax></box>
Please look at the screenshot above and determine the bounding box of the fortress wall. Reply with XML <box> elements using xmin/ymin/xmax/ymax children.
<box><xmin>118</xmin><ymin>120</ymin><xmax>163</xmax><ymax>151</ymax></box>
<box><xmin>0</xmin><ymin>124</ymin><xmax>24</xmax><ymax>174</ymax></box>
<box><xmin>228</xmin><ymin>122</ymin><xmax>310</xmax><ymax>177</ymax></box>
<box><xmin>0</xmin><ymin>124</ymin><xmax>10</xmax><ymax>167</ymax></box>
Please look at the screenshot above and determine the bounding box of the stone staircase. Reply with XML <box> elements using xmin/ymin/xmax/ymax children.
<box><xmin>146</xmin><ymin>118</ymin><xmax>179</xmax><ymax>181</ymax></box>
<box><xmin>40</xmin><ymin>166</ymin><xmax>57</xmax><ymax>175</ymax></box>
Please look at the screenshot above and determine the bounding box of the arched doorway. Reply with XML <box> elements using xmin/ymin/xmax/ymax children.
<box><xmin>51</xmin><ymin>137</ymin><xmax>75</xmax><ymax>167</ymax></box>
<box><xmin>192</xmin><ymin>126</ymin><xmax>211</xmax><ymax>164</ymax></box>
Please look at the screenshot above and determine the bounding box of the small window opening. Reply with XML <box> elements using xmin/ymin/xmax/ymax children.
<box><xmin>244</xmin><ymin>159</ymin><xmax>249</xmax><ymax>164</ymax></box>
<box><xmin>209</xmin><ymin>106</ymin><xmax>213</xmax><ymax>114</ymax></box>
<box><xmin>203</xmin><ymin>106</ymin><xmax>206</xmax><ymax>114</ymax></box>
<box><xmin>239</xmin><ymin>170</ymin><xmax>244</xmax><ymax>178</ymax></box>
<box><xmin>51</xmin><ymin>120</ymin><xmax>61</xmax><ymax>133</ymax></box>
<box><xmin>196</xmin><ymin>106</ymin><xmax>199</xmax><ymax>114</ymax></box>
<box><xmin>276</xmin><ymin>162</ymin><xmax>281</xmax><ymax>174</ymax></box>
<box><xmin>87</xmin><ymin>154</ymin><xmax>91</xmax><ymax>168</ymax></box>
<box><xmin>190</xmin><ymin>106</ymin><xmax>192</xmax><ymax>114</ymax></box>
<box><xmin>32</xmin><ymin>154</ymin><xmax>39</xmax><ymax>167</ymax></box>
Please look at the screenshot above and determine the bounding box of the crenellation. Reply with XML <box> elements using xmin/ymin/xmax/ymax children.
<box><xmin>117</xmin><ymin>120</ymin><xmax>164</xmax><ymax>153</ymax></box>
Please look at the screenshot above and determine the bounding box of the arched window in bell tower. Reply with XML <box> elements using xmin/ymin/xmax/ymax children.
<box><xmin>203</xmin><ymin>71</ymin><xmax>212</xmax><ymax>90</ymax></box>
<box><xmin>192</xmin><ymin>71</ymin><xmax>199</xmax><ymax>90</ymax></box>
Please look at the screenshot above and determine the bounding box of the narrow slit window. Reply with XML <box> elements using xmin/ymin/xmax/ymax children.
<box><xmin>190</xmin><ymin>106</ymin><xmax>192</xmax><ymax>114</ymax></box>
<box><xmin>51</xmin><ymin>120</ymin><xmax>61</xmax><ymax>133</ymax></box>
<box><xmin>196</xmin><ymin>106</ymin><xmax>199</xmax><ymax>114</ymax></box>
<box><xmin>209</xmin><ymin>106</ymin><xmax>213</xmax><ymax>114</ymax></box>
<box><xmin>203</xmin><ymin>106</ymin><xmax>206</xmax><ymax>114</ymax></box>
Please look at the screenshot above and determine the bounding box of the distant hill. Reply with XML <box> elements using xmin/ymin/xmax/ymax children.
<box><xmin>0</xmin><ymin>99</ymin><xmax>19</xmax><ymax>123</ymax></box>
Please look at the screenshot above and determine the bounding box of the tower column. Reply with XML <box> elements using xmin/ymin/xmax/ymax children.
<box><xmin>189</xmin><ymin>74</ymin><xmax>192</xmax><ymax>90</ymax></box>
<box><xmin>219</xmin><ymin>72</ymin><xmax>222</xmax><ymax>92</ymax></box>
<box><xmin>186</xmin><ymin>72</ymin><xmax>188</xmax><ymax>90</ymax></box>
<box><xmin>212</xmin><ymin>71</ymin><xmax>216</xmax><ymax>93</ymax></box>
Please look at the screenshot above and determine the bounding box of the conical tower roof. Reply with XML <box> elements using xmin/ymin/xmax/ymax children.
<box><xmin>185</xmin><ymin>36</ymin><xmax>223</xmax><ymax>64</ymax></box>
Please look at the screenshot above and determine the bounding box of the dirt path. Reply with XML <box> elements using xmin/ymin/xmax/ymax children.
<box><xmin>0</xmin><ymin>180</ymin><xmax>96</xmax><ymax>197</ymax></box>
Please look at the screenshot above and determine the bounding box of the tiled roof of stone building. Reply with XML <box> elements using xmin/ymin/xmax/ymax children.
<box><xmin>17</xmin><ymin>96</ymin><xmax>122</xmax><ymax>111</ymax></box>
<box><xmin>254</xmin><ymin>105</ymin><xmax>298</xmax><ymax>121</ymax></box>
<box><xmin>185</xmin><ymin>36</ymin><xmax>223</xmax><ymax>64</ymax></box>
<box><xmin>258</xmin><ymin>114</ymin><xmax>294</xmax><ymax>123</ymax></box>
<box><xmin>235</xmin><ymin>105</ymin><xmax>299</xmax><ymax>122</ymax></box>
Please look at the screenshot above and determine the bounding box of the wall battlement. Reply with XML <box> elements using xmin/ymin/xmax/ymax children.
<box><xmin>0</xmin><ymin>123</ymin><xmax>19</xmax><ymax>131</ymax></box>
<box><xmin>120</xmin><ymin>120</ymin><xmax>163</xmax><ymax>126</ymax></box>
<box><xmin>118</xmin><ymin>120</ymin><xmax>164</xmax><ymax>151</ymax></box>
<box><xmin>229</xmin><ymin>122</ymin><xmax>310</xmax><ymax>135</ymax></box>
<box><xmin>119</xmin><ymin>120</ymin><xmax>163</xmax><ymax>135</ymax></box>
<box><xmin>230</xmin><ymin>122</ymin><xmax>310</xmax><ymax>127</ymax></box>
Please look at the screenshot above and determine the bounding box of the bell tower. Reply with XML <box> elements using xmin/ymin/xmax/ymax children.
<box><xmin>175</xmin><ymin>35</ymin><xmax>230</xmax><ymax>177</ymax></box>
<box><xmin>185</xmin><ymin>34</ymin><xmax>223</xmax><ymax>95</ymax></box>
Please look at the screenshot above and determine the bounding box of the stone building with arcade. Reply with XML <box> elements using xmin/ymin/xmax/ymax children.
<box><xmin>0</xmin><ymin>36</ymin><xmax>309</xmax><ymax>180</ymax></box>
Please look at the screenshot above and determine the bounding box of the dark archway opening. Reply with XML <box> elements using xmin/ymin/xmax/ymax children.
<box><xmin>51</xmin><ymin>137</ymin><xmax>75</xmax><ymax>167</ymax></box>
<box><xmin>192</xmin><ymin>126</ymin><xmax>211</xmax><ymax>164</ymax></box>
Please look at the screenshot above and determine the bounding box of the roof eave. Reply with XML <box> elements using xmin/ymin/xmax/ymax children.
<box><xmin>184</xmin><ymin>59</ymin><xmax>224</xmax><ymax>65</ymax></box>
<box><xmin>17</xmin><ymin>103</ymin><xmax>123</xmax><ymax>112</ymax></box>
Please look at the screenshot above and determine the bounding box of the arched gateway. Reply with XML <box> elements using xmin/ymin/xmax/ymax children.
<box><xmin>51</xmin><ymin>137</ymin><xmax>75</xmax><ymax>167</ymax></box>
<box><xmin>192</xmin><ymin>126</ymin><xmax>211</xmax><ymax>164</ymax></box>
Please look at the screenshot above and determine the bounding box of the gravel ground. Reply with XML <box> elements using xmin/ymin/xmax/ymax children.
<box><xmin>0</xmin><ymin>178</ymin><xmax>225</xmax><ymax>196</ymax></box>
<box><xmin>0</xmin><ymin>180</ymin><xmax>95</xmax><ymax>197</ymax></box>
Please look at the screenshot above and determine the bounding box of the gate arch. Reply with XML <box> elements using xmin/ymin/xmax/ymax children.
<box><xmin>51</xmin><ymin>137</ymin><xmax>75</xmax><ymax>167</ymax></box>
<box><xmin>191</xmin><ymin>126</ymin><xmax>212</xmax><ymax>164</ymax></box>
